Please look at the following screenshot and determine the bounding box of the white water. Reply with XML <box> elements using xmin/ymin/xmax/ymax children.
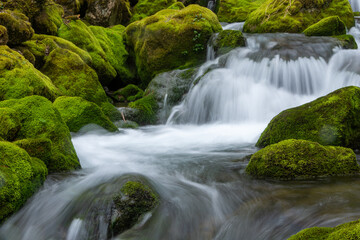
<box><xmin>1</xmin><ymin>25</ymin><xmax>360</xmax><ymax>240</ymax></box>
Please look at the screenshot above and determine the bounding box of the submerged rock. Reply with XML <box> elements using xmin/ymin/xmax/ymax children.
<box><xmin>53</xmin><ymin>96</ymin><xmax>118</xmax><ymax>133</ymax></box>
<box><xmin>288</xmin><ymin>219</ymin><xmax>360</xmax><ymax>239</ymax></box>
<box><xmin>217</xmin><ymin>0</ymin><xmax>265</xmax><ymax>22</ymax></box>
<box><xmin>109</xmin><ymin>181</ymin><xmax>159</xmax><ymax>236</ymax></box>
<box><xmin>0</xmin><ymin>96</ymin><xmax>80</xmax><ymax>172</ymax></box>
<box><xmin>243</xmin><ymin>0</ymin><xmax>354</xmax><ymax>33</ymax></box>
<box><xmin>257</xmin><ymin>86</ymin><xmax>360</xmax><ymax>149</ymax></box>
<box><xmin>247</xmin><ymin>139</ymin><xmax>360</xmax><ymax>180</ymax></box>
<box><xmin>0</xmin><ymin>10</ymin><xmax>34</xmax><ymax>45</ymax></box>
<box><xmin>303</xmin><ymin>16</ymin><xmax>346</xmax><ymax>36</ymax></box>
<box><xmin>0</xmin><ymin>141</ymin><xmax>47</xmax><ymax>223</ymax></box>
<box><xmin>125</xmin><ymin>5</ymin><xmax>222</xmax><ymax>86</ymax></box>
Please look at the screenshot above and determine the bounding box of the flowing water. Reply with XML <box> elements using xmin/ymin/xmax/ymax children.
<box><xmin>2</xmin><ymin>22</ymin><xmax>360</xmax><ymax>240</ymax></box>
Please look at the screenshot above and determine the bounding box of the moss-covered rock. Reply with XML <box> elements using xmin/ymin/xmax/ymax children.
<box><xmin>333</xmin><ymin>34</ymin><xmax>358</xmax><ymax>49</ymax></box>
<box><xmin>41</xmin><ymin>48</ymin><xmax>108</xmax><ymax>106</ymax></box>
<box><xmin>111</xmin><ymin>84</ymin><xmax>144</xmax><ymax>102</ymax></box>
<box><xmin>257</xmin><ymin>86</ymin><xmax>360</xmax><ymax>149</ymax></box>
<box><xmin>303</xmin><ymin>16</ymin><xmax>346</xmax><ymax>36</ymax></box>
<box><xmin>21</xmin><ymin>34</ymin><xmax>92</xmax><ymax>69</ymax></box>
<box><xmin>0</xmin><ymin>45</ymin><xmax>61</xmax><ymax>101</ymax></box>
<box><xmin>130</xmin><ymin>0</ymin><xmax>176</xmax><ymax>22</ymax></box>
<box><xmin>217</xmin><ymin>0</ymin><xmax>265</xmax><ymax>22</ymax></box>
<box><xmin>0</xmin><ymin>141</ymin><xmax>47</xmax><ymax>223</ymax></box>
<box><xmin>0</xmin><ymin>96</ymin><xmax>80</xmax><ymax>172</ymax></box>
<box><xmin>0</xmin><ymin>25</ymin><xmax>8</xmax><ymax>45</ymax></box>
<box><xmin>213</xmin><ymin>30</ymin><xmax>245</xmax><ymax>56</ymax></box>
<box><xmin>13</xmin><ymin>138</ymin><xmax>52</xmax><ymax>167</ymax></box>
<box><xmin>125</xmin><ymin>5</ymin><xmax>222</xmax><ymax>86</ymax></box>
<box><xmin>288</xmin><ymin>219</ymin><xmax>360</xmax><ymax>239</ymax></box>
<box><xmin>109</xmin><ymin>181</ymin><xmax>159</xmax><ymax>236</ymax></box>
<box><xmin>128</xmin><ymin>94</ymin><xmax>159</xmax><ymax>125</ymax></box>
<box><xmin>0</xmin><ymin>108</ymin><xmax>21</xmax><ymax>142</ymax></box>
<box><xmin>167</xmin><ymin>1</ymin><xmax>185</xmax><ymax>10</ymax></box>
<box><xmin>53</xmin><ymin>96</ymin><xmax>118</xmax><ymax>132</ymax></box>
<box><xmin>0</xmin><ymin>10</ymin><xmax>34</xmax><ymax>45</ymax></box>
<box><xmin>33</xmin><ymin>1</ymin><xmax>64</xmax><ymax>35</ymax></box>
<box><xmin>247</xmin><ymin>139</ymin><xmax>360</xmax><ymax>180</ymax></box>
<box><xmin>53</xmin><ymin>0</ymin><xmax>85</xmax><ymax>15</ymax></box>
<box><xmin>84</xmin><ymin>0</ymin><xmax>132</xmax><ymax>26</ymax></box>
<box><xmin>243</xmin><ymin>0</ymin><xmax>354</xmax><ymax>33</ymax></box>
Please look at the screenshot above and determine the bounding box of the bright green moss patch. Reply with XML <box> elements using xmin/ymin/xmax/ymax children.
<box><xmin>213</xmin><ymin>30</ymin><xmax>245</xmax><ymax>56</ymax></box>
<box><xmin>0</xmin><ymin>141</ymin><xmax>47</xmax><ymax>223</ymax></box>
<box><xmin>0</xmin><ymin>45</ymin><xmax>61</xmax><ymax>101</ymax></box>
<box><xmin>130</xmin><ymin>0</ymin><xmax>176</xmax><ymax>22</ymax></box>
<box><xmin>0</xmin><ymin>96</ymin><xmax>80</xmax><ymax>172</ymax></box>
<box><xmin>167</xmin><ymin>2</ymin><xmax>185</xmax><ymax>10</ymax></box>
<box><xmin>288</xmin><ymin>219</ymin><xmax>360</xmax><ymax>239</ymax></box>
<box><xmin>332</xmin><ymin>34</ymin><xmax>358</xmax><ymax>49</ymax></box>
<box><xmin>0</xmin><ymin>108</ymin><xmax>21</xmax><ymax>141</ymax></box>
<box><xmin>32</xmin><ymin>1</ymin><xmax>64</xmax><ymax>35</ymax></box>
<box><xmin>41</xmin><ymin>48</ymin><xmax>108</xmax><ymax>106</ymax></box>
<box><xmin>128</xmin><ymin>94</ymin><xmax>159</xmax><ymax>125</ymax></box>
<box><xmin>217</xmin><ymin>0</ymin><xmax>265</xmax><ymax>22</ymax></box>
<box><xmin>111</xmin><ymin>84</ymin><xmax>144</xmax><ymax>102</ymax></box>
<box><xmin>257</xmin><ymin>86</ymin><xmax>360</xmax><ymax>149</ymax></box>
<box><xmin>0</xmin><ymin>10</ymin><xmax>34</xmax><ymax>45</ymax></box>
<box><xmin>13</xmin><ymin>138</ymin><xmax>52</xmax><ymax>167</ymax></box>
<box><xmin>125</xmin><ymin>5</ymin><xmax>222</xmax><ymax>86</ymax></box>
<box><xmin>110</xmin><ymin>181</ymin><xmax>159</xmax><ymax>236</ymax></box>
<box><xmin>303</xmin><ymin>16</ymin><xmax>346</xmax><ymax>36</ymax></box>
<box><xmin>53</xmin><ymin>96</ymin><xmax>118</xmax><ymax>132</ymax></box>
<box><xmin>243</xmin><ymin>0</ymin><xmax>354</xmax><ymax>33</ymax></box>
<box><xmin>247</xmin><ymin>139</ymin><xmax>360</xmax><ymax>180</ymax></box>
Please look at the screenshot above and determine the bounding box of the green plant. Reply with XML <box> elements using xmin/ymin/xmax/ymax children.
<box><xmin>193</xmin><ymin>43</ymin><xmax>204</xmax><ymax>52</ymax></box>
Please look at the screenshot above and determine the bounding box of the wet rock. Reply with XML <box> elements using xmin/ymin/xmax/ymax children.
<box><xmin>303</xmin><ymin>16</ymin><xmax>346</xmax><ymax>36</ymax></box>
<box><xmin>332</xmin><ymin>34</ymin><xmax>358</xmax><ymax>49</ymax></box>
<box><xmin>212</xmin><ymin>30</ymin><xmax>246</xmax><ymax>56</ymax></box>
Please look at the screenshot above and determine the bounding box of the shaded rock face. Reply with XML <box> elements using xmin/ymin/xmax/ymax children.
<box><xmin>0</xmin><ymin>10</ymin><xmax>34</xmax><ymax>45</ymax></box>
<box><xmin>0</xmin><ymin>25</ymin><xmax>8</xmax><ymax>45</ymax></box>
<box><xmin>84</xmin><ymin>0</ymin><xmax>132</xmax><ymax>26</ymax></box>
<box><xmin>247</xmin><ymin>139</ymin><xmax>360</xmax><ymax>180</ymax></box>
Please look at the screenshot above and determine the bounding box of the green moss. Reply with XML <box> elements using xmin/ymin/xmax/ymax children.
<box><xmin>0</xmin><ymin>45</ymin><xmax>61</xmax><ymax>101</ymax></box>
<box><xmin>167</xmin><ymin>2</ymin><xmax>185</xmax><ymax>10</ymax></box>
<box><xmin>100</xmin><ymin>101</ymin><xmax>124</xmax><ymax>122</ymax></box>
<box><xmin>112</xmin><ymin>84</ymin><xmax>144</xmax><ymax>102</ymax></box>
<box><xmin>332</xmin><ymin>34</ymin><xmax>358</xmax><ymax>49</ymax></box>
<box><xmin>41</xmin><ymin>48</ymin><xmax>108</xmax><ymax>106</ymax></box>
<box><xmin>213</xmin><ymin>30</ymin><xmax>245</xmax><ymax>56</ymax></box>
<box><xmin>0</xmin><ymin>10</ymin><xmax>34</xmax><ymax>45</ymax></box>
<box><xmin>0</xmin><ymin>141</ymin><xmax>47</xmax><ymax>223</ymax></box>
<box><xmin>0</xmin><ymin>108</ymin><xmax>21</xmax><ymax>141</ymax></box>
<box><xmin>0</xmin><ymin>25</ymin><xmax>8</xmax><ymax>45</ymax></box>
<box><xmin>257</xmin><ymin>86</ymin><xmax>360</xmax><ymax>149</ymax></box>
<box><xmin>247</xmin><ymin>139</ymin><xmax>360</xmax><ymax>180</ymax></box>
<box><xmin>53</xmin><ymin>96</ymin><xmax>118</xmax><ymax>132</ymax></box>
<box><xmin>125</xmin><ymin>5</ymin><xmax>222</xmax><ymax>86</ymax></box>
<box><xmin>0</xmin><ymin>95</ymin><xmax>80</xmax><ymax>172</ymax></box>
<box><xmin>130</xmin><ymin>0</ymin><xmax>176</xmax><ymax>22</ymax></box>
<box><xmin>32</xmin><ymin>1</ymin><xmax>64</xmax><ymax>35</ymax></box>
<box><xmin>128</xmin><ymin>94</ymin><xmax>159</xmax><ymax>125</ymax></box>
<box><xmin>110</xmin><ymin>181</ymin><xmax>159</xmax><ymax>236</ymax></box>
<box><xmin>217</xmin><ymin>0</ymin><xmax>265</xmax><ymax>22</ymax></box>
<box><xmin>243</xmin><ymin>0</ymin><xmax>354</xmax><ymax>33</ymax></box>
<box><xmin>288</xmin><ymin>219</ymin><xmax>360</xmax><ymax>239</ymax></box>
<box><xmin>303</xmin><ymin>16</ymin><xmax>346</xmax><ymax>36</ymax></box>
<box><xmin>13</xmin><ymin>138</ymin><xmax>52</xmax><ymax>167</ymax></box>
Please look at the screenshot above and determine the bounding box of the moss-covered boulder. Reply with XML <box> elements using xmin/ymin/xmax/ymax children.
<box><xmin>41</xmin><ymin>48</ymin><xmax>108</xmax><ymax>106</ymax></box>
<box><xmin>84</xmin><ymin>0</ymin><xmax>132</xmax><ymax>26</ymax></box>
<box><xmin>243</xmin><ymin>0</ymin><xmax>354</xmax><ymax>33</ymax></box>
<box><xmin>213</xmin><ymin>30</ymin><xmax>246</xmax><ymax>56</ymax></box>
<box><xmin>332</xmin><ymin>34</ymin><xmax>358</xmax><ymax>49</ymax></box>
<box><xmin>127</xmin><ymin>94</ymin><xmax>159</xmax><ymax>125</ymax></box>
<box><xmin>0</xmin><ymin>25</ymin><xmax>8</xmax><ymax>45</ymax></box>
<box><xmin>130</xmin><ymin>0</ymin><xmax>176</xmax><ymax>22</ymax></box>
<box><xmin>13</xmin><ymin>138</ymin><xmax>52</xmax><ymax>167</ymax></box>
<box><xmin>217</xmin><ymin>0</ymin><xmax>265</xmax><ymax>22</ymax></box>
<box><xmin>0</xmin><ymin>10</ymin><xmax>34</xmax><ymax>45</ymax></box>
<box><xmin>0</xmin><ymin>141</ymin><xmax>47</xmax><ymax>223</ymax></box>
<box><xmin>21</xmin><ymin>34</ymin><xmax>92</xmax><ymax>69</ymax></box>
<box><xmin>53</xmin><ymin>96</ymin><xmax>118</xmax><ymax>132</ymax></box>
<box><xmin>53</xmin><ymin>0</ymin><xmax>85</xmax><ymax>15</ymax></box>
<box><xmin>288</xmin><ymin>219</ymin><xmax>360</xmax><ymax>239</ymax></box>
<box><xmin>247</xmin><ymin>139</ymin><xmax>360</xmax><ymax>180</ymax></box>
<box><xmin>58</xmin><ymin>20</ymin><xmax>132</xmax><ymax>86</ymax></box>
<box><xmin>0</xmin><ymin>96</ymin><xmax>80</xmax><ymax>172</ymax></box>
<box><xmin>32</xmin><ymin>1</ymin><xmax>64</xmax><ymax>35</ymax></box>
<box><xmin>0</xmin><ymin>46</ymin><xmax>61</xmax><ymax>101</ymax></box>
<box><xmin>125</xmin><ymin>5</ymin><xmax>222</xmax><ymax>86</ymax></box>
<box><xmin>303</xmin><ymin>16</ymin><xmax>346</xmax><ymax>36</ymax></box>
<box><xmin>0</xmin><ymin>108</ymin><xmax>21</xmax><ymax>142</ymax></box>
<box><xmin>167</xmin><ymin>2</ymin><xmax>185</xmax><ymax>10</ymax></box>
<box><xmin>111</xmin><ymin>84</ymin><xmax>144</xmax><ymax>102</ymax></box>
<box><xmin>257</xmin><ymin>86</ymin><xmax>360</xmax><ymax>149</ymax></box>
<box><xmin>109</xmin><ymin>181</ymin><xmax>159</xmax><ymax>236</ymax></box>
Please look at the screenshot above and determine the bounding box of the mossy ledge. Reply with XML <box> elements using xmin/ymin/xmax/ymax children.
<box><xmin>303</xmin><ymin>16</ymin><xmax>346</xmax><ymax>36</ymax></box>
<box><xmin>247</xmin><ymin>139</ymin><xmax>360</xmax><ymax>180</ymax></box>
<box><xmin>257</xmin><ymin>86</ymin><xmax>360</xmax><ymax>149</ymax></box>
